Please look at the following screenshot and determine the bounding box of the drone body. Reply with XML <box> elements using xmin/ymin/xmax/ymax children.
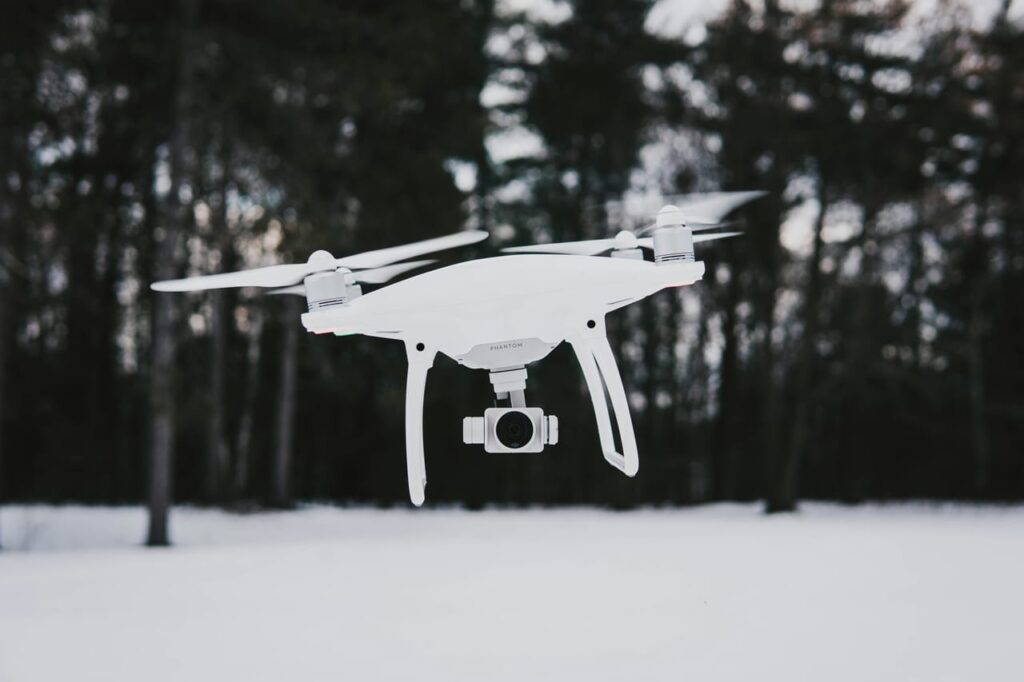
<box><xmin>302</xmin><ymin>255</ymin><xmax>705</xmax><ymax>504</ymax></box>
<box><xmin>152</xmin><ymin>191</ymin><xmax>765</xmax><ymax>506</ymax></box>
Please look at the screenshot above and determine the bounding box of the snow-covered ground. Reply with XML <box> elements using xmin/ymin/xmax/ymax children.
<box><xmin>1</xmin><ymin>504</ymin><xmax>1022</xmax><ymax>682</ymax></box>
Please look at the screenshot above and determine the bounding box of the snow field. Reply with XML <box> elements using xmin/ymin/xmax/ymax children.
<box><xmin>1</xmin><ymin>503</ymin><xmax>1022</xmax><ymax>681</ymax></box>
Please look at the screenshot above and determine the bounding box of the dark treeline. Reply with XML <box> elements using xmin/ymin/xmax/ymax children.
<box><xmin>1</xmin><ymin>0</ymin><xmax>1021</xmax><ymax>535</ymax></box>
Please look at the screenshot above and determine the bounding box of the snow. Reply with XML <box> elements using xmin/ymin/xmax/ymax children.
<box><xmin>1</xmin><ymin>503</ymin><xmax>1022</xmax><ymax>681</ymax></box>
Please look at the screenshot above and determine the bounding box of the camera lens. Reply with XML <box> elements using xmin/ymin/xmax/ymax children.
<box><xmin>495</xmin><ymin>411</ymin><xmax>534</xmax><ymax>449</ymax></box>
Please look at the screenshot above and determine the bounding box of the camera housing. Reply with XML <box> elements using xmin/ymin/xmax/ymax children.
<box><xmin>463</xmin><ymin>407</ymin><xmax>558</xmax><ymax>453</ymax></box>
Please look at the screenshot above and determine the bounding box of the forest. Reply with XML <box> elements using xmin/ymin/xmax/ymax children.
<box><xmin>0</xmin><ymin>0</ymin><xmax>1021</xmax><ymax>546</ymax></box>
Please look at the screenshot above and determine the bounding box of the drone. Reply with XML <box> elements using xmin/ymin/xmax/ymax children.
<box><xmin>153</xmin><ymin>191</ymin><xmax>765</xmax><ymax>505</ymax></box>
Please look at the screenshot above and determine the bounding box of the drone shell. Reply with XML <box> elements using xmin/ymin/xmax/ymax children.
<box><xmin>301</xmin><ymin>254</ymin><xmax>705</xmax><ymax>360</ymax></box>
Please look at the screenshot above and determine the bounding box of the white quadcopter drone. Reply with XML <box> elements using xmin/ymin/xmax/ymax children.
<box><xmin>153</xmin><ymin>191</ymin><xmax>764</xmax><ymax>505</ymax></box>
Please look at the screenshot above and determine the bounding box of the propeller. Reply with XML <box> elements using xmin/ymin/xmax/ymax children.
<box><xmin>502</xmin><ymin>190</ymin><xmax>766</xmax><ymax>258</ymax></box>
<box><xmin>503</xmin><ymin>191</ymin><xmax>764</xmax><ymax>257</ymax></box>
<box><xmin>635</xmin><ymin>219</ymin><xmax>736</xmax><ymax>236</ymax></box>
<box><xmin>604</xmin><ymin>191</ymin><xmax>767</xmax><ymax>228</ymax></box>
<box><xmin>267</xmin><ymin>260</ymin><xmax>435</xmax><ymax>296</ymax></box>
<box><xmin>504</xmin><ymin>230</ymin><xmax>742</xmax><ymax>256</ymax></box>
<box><xmin>151</xmin><ymin>230</ymin><xmax>487</xmax><ymax>292</ymax></box>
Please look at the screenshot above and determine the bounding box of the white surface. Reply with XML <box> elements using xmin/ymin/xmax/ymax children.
<box><xmin>151</xmin><ymin>230</ymin><xmax>487</xmax><ymax>291</ymax></box>
<box><xmin>1</xmin><ymin>503</ymin><xmax>1022</xmax><ymax>682</ymax></box>
<box><xmin>300</xmin><ymin>255</ymin><xmax>703</xmax><ymax>353</ymax></box>
<box><xmin>301</xmin><ymin>255</ymin><xmax>704</xmax><ymax>505</ymax></box>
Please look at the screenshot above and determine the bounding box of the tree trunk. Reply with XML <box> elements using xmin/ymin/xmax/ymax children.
<box><xmin>712</xmin><ymin>269</ymin><xmax>741</xmax><ymax>500</ymax></box>
<box><xmin>0</xmin><ymin>184</ymin><xmax>10</xmax><ymax>550</ymax></box>
<box><xmin>640</xmin><ymin>297</ymin><xmax>662</xmax><ymax>503</ymax></box>
<box><xmin>837</xmin><ymin>201</ymin><xmax>882</xmax><ymax>502</ymax></box>
<box><xmin>905</xmin><ymin>201</ymin><xmax>926</xmax><ymax>365</ymax></box>
<box><xmin>147</xmin><ymin>286</ymin><xmax>177</xmax><ymax>546</ymax></box>
<box><xmin>753</xmin><ymin>195</ymin><xmax>785</xmax><ymax>509</ymax></box>
<box><xmin>146</xmin><ymin>0</ymin><xmax>198</xmax><ymax>547</ymax></box>
<box><xmin>205</xmin><ymin>289</ymin><xmax>230</xmax><ymax>501</ymax></box>
<box><xmin>968</xmin><ymin>278</ymin><xmax>990</xmax><ymax>494</ymax></box>
<box><xmin>767</xmin><ymin>186</ymin><xmax>828</xmax><ymax>513</ymax></box>
<box><xmin>271</xmin><ymin>298</ymin><xmax>301</xmax><ymax>507</ymax></box>
<box><xmin>204</xmin><ymin>150</ymin><xmax>232</xmax><ymax>503</ymax></box>
<box><xmin>233</xmin><ymin>310</ymin><xmax>263</xmax><ymax>502</ymax></box>
<box><xmin>684</xmin><ymin>298</ymin><xmax>713</xmax><ymax>503</ymax></box>
<box><xmin>965</xmin><ymin>191</ymin><xmax>992</xmax><ymax>494</ymax></box>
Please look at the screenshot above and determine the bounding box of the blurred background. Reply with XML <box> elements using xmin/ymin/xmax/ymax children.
<box><xmin>1</xmin><ymin>0</ymin><xmax>1022</xmax><ymax>546</ymax></box>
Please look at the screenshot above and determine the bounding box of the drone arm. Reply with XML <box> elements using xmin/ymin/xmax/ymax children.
<box><xmin>404</xmin><ymin>341</ymin><xmax>436</xmax><ymax>506</ymax></box>
<box><xmin>568</xmin><ymin>319</ymin><xmax>639</xmax><ymax>477</ymax></box>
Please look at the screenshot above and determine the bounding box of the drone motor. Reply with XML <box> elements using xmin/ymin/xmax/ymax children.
<box><xmin>651</xmin><ymin>205</ymin><xmax>696</xmax><ymax>264</ymax></box>
<box><xmin>303</xmin><ymin>268</ymin><xmax>362</xmax><ymax>312</ymax></box>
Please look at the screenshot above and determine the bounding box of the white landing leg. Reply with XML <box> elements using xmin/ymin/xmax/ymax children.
<box><xmin>404</xmin><ymin>340</ymin><xmax>436</xmax><ymax>506</ymax></box>
<box><xmin>568</xmin><ymin>316</ymin><xmax>640</xmax><ymax>477</ymax></box>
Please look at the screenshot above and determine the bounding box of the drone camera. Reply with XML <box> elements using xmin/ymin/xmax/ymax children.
<box><xmin>463</xmin><ymin>407</ymin><xmax>558</xmax><ymax>453</ymax></box>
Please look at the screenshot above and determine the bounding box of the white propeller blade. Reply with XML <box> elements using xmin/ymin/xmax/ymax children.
<box><xmin>152</xmin><ymin>230</ymin><xmax>487</xmax><ymax>292</ymax></box>
<box><xmin>694</xmin><ymin>230</ymin><xmax>742</xmax><ymax>243</ymax></box>
<box><xmin>267</xmin><ymin>285</ymin><xmax>309</xmax><ymax>296</ymax></box>
<box><xmin>693</xmin><ymin>230</ymin><xmax>742</xmax><ymax>243</ymax></box>
<box><xmin>152</xmin><ymin>262</ymin><xmax>316</xmax><ymax>291</ymax></box>
<box><xmin>350</xmin><ymin>259</ymin><xmax>436</xmax><ymax>284</ymax></box>
<box><xmin>635</xmin><ymin>231</ymin><xmax>742</xmax><ymax>250</ymax></box>
<box><xmin>499</xmin><ymin>225</ymin><xmax>741</xmax><ymax>254</ymax></box>
<box><xmin>636</xmin><ymin>219</ymin><xmax>736</xmax><ymax>235</ymax></box>
<box><xmin>502</xmin><ymin>230</ymin><xmax>640</xmax><ymax>256</ymax></box>
<box><xmin>608</xmin><ymin>191</ymin><xmax>766</xmax><ymax>225</ymax></box>
<box><xmin>504</xmin><ymin>190</ymin><xmax>761</xmax><ymax>257</ymax></box>
<box><xmin>267</xmin><ymin>260</ymin><xmax>436</xmax><ymax>296</ymax></box>
<box><xmin>660</xmin><ymin>191</ymin><xmax>766</xmax><ymax>223</ymax></box>
<box><xmin>504</xmin><ymin>231</ymin><xmax>741</xmax><ymax>256</ymax></box>
<box><xmin>503</xmin><ymin>239</ymin><xmax>617</xmax><ymax>256</ymax></box>
<box><xmin>334</xmin><ymin>230</ymin><xmax>487</xmax><ymax>270</ymax></box>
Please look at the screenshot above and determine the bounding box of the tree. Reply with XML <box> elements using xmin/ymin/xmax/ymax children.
<box><xmin>689</xmin><ymin>0</ymin><xmax>801</xmax><ymax>506</ymax></box>
<box><xmin>147</xmin><ymin>0</ymin><xmax>200</xmax><ymax>546</ymax></box>
<box><xmin>271</xmin><ymin>297</ymin><xmax>300</xmax><ymax>507</ymax></box>
<box><xmin>0</xmin><ymin>0</ymin><xmax>79</xmax><ymax>546</ymax></box>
